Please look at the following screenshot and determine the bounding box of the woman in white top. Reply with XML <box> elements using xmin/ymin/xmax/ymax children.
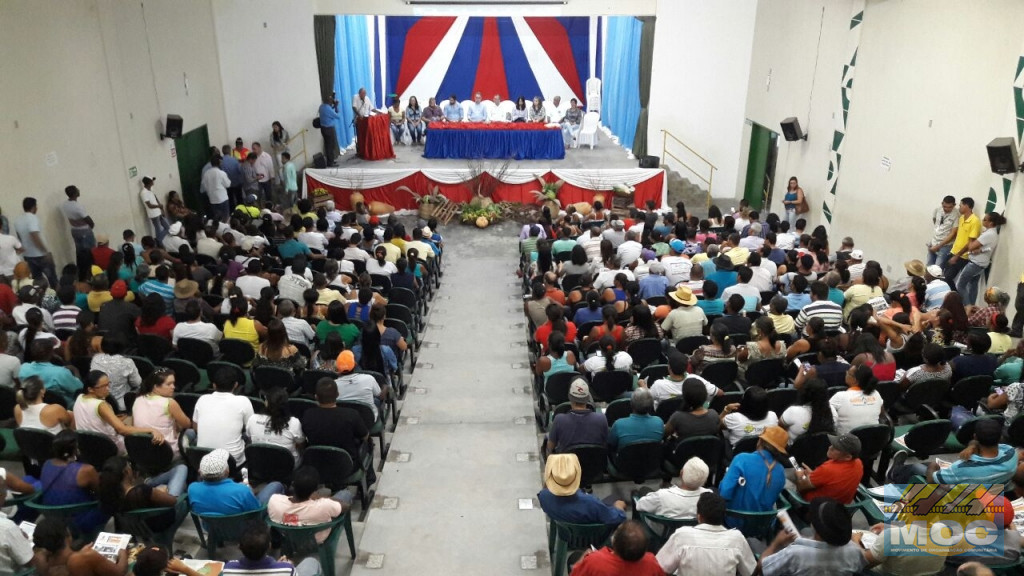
<box><xmin>132</xmin><ymin>368</ymin><xmax>191</xmax><ymax>458</ymax></box>
<box><xmin>720</xmin><ymin>385</ymin><xmax>778</xmax><ymax>447</ymax></box>
<box><xmin>15</xmin><ymin>375</ymin><xmax>72</xmax><ymax>434</ymax></box>
<box><xmin>18</xmin><ymin>308</ymin><xmax>60</xmax><ymax>353</ymax></box>
<box><xmin>74</xmin><ymin>370</ymin><xmax>166</xmax><ymax>454</ymax></box>
<box><xmin>0</xmin><ymin>331</ymin><xmax>22</xmax><ymax>389</ymax></box>
<box><xmin>779</xmin><ymin>378</ymin><xmax>835</xmax><ymax>443</ymax></box>
<box><xmin>245</xmin><ymin>387</ymin><xmax>304</xmax><ymax>465</ymax></box>
<box><xmin>829</xmin><ymin>364</ymin><xmax>884</xmax><ymax>435</ymax></box>
<box><xmin>365</xmin><ymin>246</ymin><xmax>398</xmax><ymax>277</ymax></box>
<box><xmin>581</xmin><ymin>335</ymin><xmax>633</xmax><ymax>374</ymax></box>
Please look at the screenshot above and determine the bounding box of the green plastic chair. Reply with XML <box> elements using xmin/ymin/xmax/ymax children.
<box><xmin>631</xmin><ymin>494</ymin><xmax>697</xmax><ymax>551</ymax></box>
<box><xmin>783</xmin><ymin>486</ymin><xmax>885</xmax><ymax>527</ymax></box>
<box><xmin>546</xmin><ymin>519</ymin><xmax>616</xmax><ymax>576</ymax></box>
<box><xmin>269</xmin><ymin>512</ymin><xmax>356</xmax><ymax>576</ymax></box>
<box><xmin>189</xmin><ymin>506</ymin><xmax>266</xmax><ymax>559</ymax></box>
<box><xmin>23</xmin><ymin>494</ymin><xmax>102</xmax><ymax>540</ymax></box>
<box><xmin>115</xmin><ymin>495</ymin><xmax>188</xmax><ymax>550</ymax></box>
<box><xmin>725</xmin><ymin>498</ymin><xmax>791</xmax><ymax>542</ymax></box>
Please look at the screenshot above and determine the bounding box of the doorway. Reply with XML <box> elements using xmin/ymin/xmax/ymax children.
<box><xmin>174</xmin><ymin>125</ymin><xmax>211</xmax><ymax>212</ymax></box>
<box><xmin>742</xmin><ymin>122</ymin><xmax>779</xmax><ymax>211</ymax></box>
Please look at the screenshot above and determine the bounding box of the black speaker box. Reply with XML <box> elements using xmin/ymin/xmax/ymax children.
<box><xmin>312</xmin><ymin>152</ymin><xmax>327</xmax><ymax>169</ymax></box>
<box><xmin>780</xmin><ymin>117</ymin><xmax>804</xmax><ymax>141</ymax></box>
<box><xmin>987</xmin><ymin>137</ymin><xmax>1018</xmax><ymax>174</ymax></box>
<box><xmin>639</xmin><ymin>155</ymin><xmax>660</xmax><ymax>168</ymax></box>
<box><xmin>165</xmin><ymin>114</ymin><xmax>183</xmax><ymax>139</ymax></box>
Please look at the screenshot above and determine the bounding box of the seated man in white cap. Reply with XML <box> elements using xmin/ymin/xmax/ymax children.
<box><xmin>162</xmin><ymin>221</ymin><xmax>189</xmax><ymax>254</ymax></box>
<box><xmin>545</xmin><ymin>379</ymin><xmax>608</xmax><ymax>457</ymax></box>
<box><xmin>538</xmin><ymin>454</ymin><xmax>626</xmax><ymax>526</ymax></box>
<box><xmin>924</xmin><ymin>264</ymin><xmax>951</xmax><ymax>310</ymax></box>
<box><xmin>635</xmin><ymin>457</ymin><xmax>712</xmax><ymax>519</ymax></box>
<box><xmin>759</xmin><ymin>497</ymin><xmax>866</xmax><ymax>576</ymax></box>
<box><xmin>187</xmin><ymin>448</ymin><xmax>285</xmax><ymax>516</ymax></box>
<box><xmin>656</xmin><ymin>492</ymin><xmax>756</xmax><ymax>576</ymax></box>
<box><xmin>846</xmin><ymin>249</ymin><xmax>866</xmax><ymax>282</ymax></box>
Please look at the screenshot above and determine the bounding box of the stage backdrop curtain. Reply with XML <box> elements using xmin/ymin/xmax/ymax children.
<box><xmin>631</xmin><ymin>17</ymin><xmax>656</xmax><ymax>159</ymax></box>
<box><xmin>314</xmin><ymin>16</ymin><xmax>336</xmax><ymax>102</ymax></box>
<box><xmin>334</xmin><ymin>15</ymin><xmax>374</xmax><ymax>147</ymax></box>
<box><xmin>602</xmin><ymin>17</ymin><xmax>642</xmax><ymax>151</ymax></box>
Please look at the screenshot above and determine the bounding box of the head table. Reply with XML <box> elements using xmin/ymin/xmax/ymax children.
<box><xmin>423</xmin><ymin>121</ymin><xmax>565</xmax><ymax>160</ymax></box>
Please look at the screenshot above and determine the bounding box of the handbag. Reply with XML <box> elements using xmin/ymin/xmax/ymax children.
<box><xmin>796</xmin><ymin>194</ymin><xmax>810</xmax><ymax>214</ymax></box>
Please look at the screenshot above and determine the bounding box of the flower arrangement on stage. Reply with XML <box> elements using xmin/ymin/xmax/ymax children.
<box><xmin>311</xmin><ymin>187</ymin><xmax>331</xmax><ymax>197</ymax></box>
<box><xmin>459</xmin><ymin>201</ymin><xmax>510</xmax><ymax>228</ymax></box>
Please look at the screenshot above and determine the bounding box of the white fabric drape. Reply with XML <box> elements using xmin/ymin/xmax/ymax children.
<box><xmin>305</xmin><ymin>167</ymin><xmax>664</xmax><ymax>191</ymax></box>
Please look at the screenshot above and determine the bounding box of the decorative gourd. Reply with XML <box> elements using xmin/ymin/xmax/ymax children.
<box><xmin>475</xmin><ymin>216</ymin><xmax>489</xmax><ymax>228</ymax></box>
<box><xmin>592</xmin><ymin>192</ymin><xmax>606</xmax><ymax>205</ymax></box>
<box><xmin>368</xmin><ymin>201</ymin><xmax>395</xmax><ymax>215</ymax></box>
<box><xmin>349</xmin><ymin>191</ymin><xmax>365</xmax><ymax>207</ymax></box>
<box><xmin>571</xmin><ymin>202</ymin><xmax>593</xmax><ymax>216</ymax></box>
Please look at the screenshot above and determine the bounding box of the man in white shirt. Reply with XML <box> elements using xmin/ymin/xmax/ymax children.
<box><xmin>487</xmin><ymin>94</ymin><xmax>507</xmax><ymax>122</ymax></box>
<box><xmin>13</xmin><ymin>286</ymin><xmax>54</xmax><ymax>330</ymax></box>
<box><xmin>775</xmin><ymin>221</ymin><xmax>797</xmax><ymax>251</ymax></box>
<box><xmin>235</xmin><ymin>260</ymin><xmax>272</xmax><ymax>300</ymax></box>
<box><xmin>738</xmin><ymin>223</ymin><xmax>765</xmax><ymax>252</ymax></box>
<box><xmin>846</xmin><ymin>249</ymin><xmax>866</xmax><ymax>282</ymax></box>
<box><xmin>656</xmin><ymin>492</ymin><xmax>756</xmax><ymax>576</ymax></box>
<box><xmin>352</xmin><ymin>87</ymin><xmax>373</xmax><ymax>118</ymax></box>
<box><xmin>404</xmin><ymin>228</ymin><xmax>434</xmax><ymax>260</ymax></box>
<box><xmin>201</xmin><ymin>156</ymin><xmax>231</xmax><ymax>222</ymax></box>
<box><xmin>278</xmin><ymin>300</ymin><xmax>315</xmax><ymax>345</ymax></box>
<box><xmin>466</xmin><ymin>92</ymin><xmax>487</xmax><ymax>122</ymax></box>
<box><xmin>601</xmin><ymin>220</ymin><xmax>626</xmax><ymax>248</ymax></box>
<box><xmin>0</xmin><ymin>477</ymin><xmax>35</xmax><ymax>574</ymax></box>
<box><xmin>172</xmin><ymin>300</ymin><xmax>223</xmax><ymax>352</ymax></box>
<box><xmin>252</xmin><ymin>142</ymin><xmax>275</xmax><ymax>204</ymax></box>
<box><xmin>193</xmin><ymin>367</ymin><xmax>255</xmax><ymax>465</ymax></box>
<box><xmin>297</xmin><ymin>219</ymin><xmax>328</xmax><ymax>252</ymax></box>
<box><xmin>162</xmin><ymin>221</ymin><xmax>189</xmax><ymax>255</ymax></box>
<box><xmin>139</xmin><ymin>177</ymin><xmax>169</xmax><ymax>244</ymax></box>
<box><xmin>324</xmin><ymin>200</ymin><xmax>343</xmax><ymax>228</ymax></box>
<box><xmin>278</xmin><ymin>258</ymin><xmax>313</xmax><ymax>304</ymax></box>
<box><xmin>0</xmin><ymin>229</ymin><xmax>23</xmax><ymax>280</ymax></box>
<box><xmin>636</xmin><ymin>457</ymin><xmax>711</xmax><ymax>519</ymax></box>
<box><xmin>616</xmin><ymin>230</ymin><xmax>643</xmax><ymax>267</ymax></box>
<box><xmin>196</xmin><ymin>225</ymin><xmax>224</xmax><ymax>260</ymax></box>
<box><xmin>594</xmin><ymin>263</ymin><xmax>635</xmax><ymax>291</ymax></box>
<box><xmin>746</xmin><ymin>253</ymin><xmax>774</xmax><ymax>293</ymax></box>
<box><xmin>14</xmin><ymin>197</ymin><xmax>58</xmax><ymax>287</ymax></box>
<box><xmin>549</xmin><ymin>95</ymin><xmax>569</xmax><ymax>122</ymax></box>
<box><xmin>660</xmin><ymin>239</ymin><xmax>693</xmax><ymax>287</ymax></box>
<box><xmin>60</xmin><ymin>185</ymin><xmax>96</xmax><ymax>252</ymax></box>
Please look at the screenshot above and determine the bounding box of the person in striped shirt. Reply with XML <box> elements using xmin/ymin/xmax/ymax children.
<box><xmin>137</xmin><ymin>265</ymin><xmax>175</xmax><ymax>314</ymax></box>
<box><xmin>793</xmin><ymin>281</ymin><xmax>844</xmax><ymax>335</ymax></box>
<box><xmin>51</xmin><ymin>285</ymin><xmax>82</xmax><ymax>332</ymax></box>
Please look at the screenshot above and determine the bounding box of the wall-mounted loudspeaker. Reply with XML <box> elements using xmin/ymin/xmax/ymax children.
<box><xmin>780</xmin><ymin>117</ymin><xmax>805</xmax><ymax>141</ymax></box>
<box><xmin>986</xmin><ymin>137</ymin><xmax>1018</xmax><ymax>175</ymax></box>
<box><xmin>163</xmin><ymin>115</ymin><xmax>183</xmax><ymax>139</ymax></box>
<box><xmin>639</xmin><ymin>155</ymin><xmax>660</xmax><ymax>168</ymax></box>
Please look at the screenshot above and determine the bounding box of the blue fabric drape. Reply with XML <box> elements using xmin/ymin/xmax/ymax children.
<box><xmin>334</xmin><ymin>15</ymin><xmax>374</xmax><ymax>146</ymax></box>
<box><xmin>422</xmin><ymin>129</ymin><xmax>565</xmax><ymax>160</ymax></box>
<box><xmin>602</xmin><ymin>17</ymin><xmax>641</xmax><ymax>151</ymax></box>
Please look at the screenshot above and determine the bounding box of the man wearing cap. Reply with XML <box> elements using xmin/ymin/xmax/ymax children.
<box><xmin>791</xmin><ymin>434</ymin><xmax>863</xmax><ymax>504</ymax></box>
<box><xmin>660</xmin><ymin>239</ymin><xmax>693</xmax><ymax>287</ymax></box>
<box><xmin>193</xmin><ymin>368</ymin><xmax>255</xmax><ymax>466</ymax></box>
<box><xmin>60</xmin><ymin>185</ymin><xmax>96</xmax><ymax>253</ymax></box>
<box><xmin>661</xmin><ymin>286</ymin><xmax>707</xmax><ymax>343</ymax></box>
<box><xmin>924</xmin><ymin>264</ymin><xmax>951</xmax><ymax>311</ymax></box>
<box><xmin>233</xmin><ymin>195</ymin><xmax>261</xmax><ymax>220</ymax></box>
<box><xmin>139</xmin><ymin>177</ymin><xmax>169</xmax><ymax>244</ymax></box>
<box><xmin>927</xmin><ymin>195</ymin><xmax>958</xmax><ymax>267</ymax></box>
<box><xmin>97</xmin><ymin>280</ymin><xmax>141</xmax><ymax>344</ymax></box>
<box><xmin>546</xmin><ymin>379</ymin><xmax>608</xmax><ymax>457</ymax></box>
<box><xmin>760</xmin><ymin>497</ymin><xmax>865</xmax><ymax>575</ymax></box>
<box><xmin>706</xmin><ymin>255</ymin><xmax>738</xmax><ymax>292</ymax></box>
<box><xmin>13</xmin><ymin>285</ymin><xmax>54</xmax><ymax>329</ymax></box>
<box><xmin>891</xmin><ymin>258</ymin><xmax>926</xmax><ymax>294</ymax></box>
<box><xmin>720</xmin><ymin>426</ymin><xmax>788</xmax><ymax>514</ymax></box>
<box><xmin>334</xmin><ymin>350</ymin><xmax>384</xmax><ymax>420</ymax></box>
<box><xmin>188</xmin><ymin>449</ymin><xmax>283</xmax><ymax>516</ymax></box>
<box><xmin>538</xmin><ymin>454</ymin><xmax>626</xmax><ymax>525</ymax></box>
<box><xmin>656</xmin><ymin>492</ymin><xmax>756</xmax><ymax>576</ymax></box>
<box><xmin>162</xmin><ymin>221</ymin><xmax>189</xmax><ymax>254</ymax></box>
<box><xmin>231</xmin><ymin>138</ymin><xmax>250</xmax><ymax>161</ymax></box>
<box><xmin>887</xmin><ymin>417</ymin><xmax>1017</xmax><ymax>485</ymax></box>
<box><xmin>88</xmin><ymin>234</ymin><xmax>115</xmax><ymax>270</ymax></box>
<box><xmin>602</xmin><ymin>219</ymin><xmax>626</xmax><ymax>249</ymax></box>
<box><xmin>636</xmin><ymin>457</ymin><xmax>712</xmax><ymax>519</ymax></box>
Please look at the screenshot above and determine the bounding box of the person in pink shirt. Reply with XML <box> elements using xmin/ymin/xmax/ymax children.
<box><xmin>267</xmin><ymin>466</ymin><xmax>352</xmax><ymax>543</ymax></box>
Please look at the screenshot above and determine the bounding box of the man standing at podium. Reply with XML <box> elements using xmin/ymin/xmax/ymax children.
<box><xmin>352</xmin><ymin>87</ymin><xmax>386</xmax><ymax>159</ymax></box>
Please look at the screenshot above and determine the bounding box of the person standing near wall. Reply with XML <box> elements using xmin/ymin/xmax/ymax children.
<box><xmin>943</xmin><ymin>197</ymin><xmax>981</xmax><ymax>291</ymax></box>
<box><xmin>281</xmin><ymin>152</ymin><xmax>298</xmax><ymax>208</ymax></box>
<box><xmin>139</xmin><ymin>177</ymin><xmax>169</xmax><ymax>245</ymax></box>
<box><xmin>926</xmin><ymin>195</ymin><xmax>957</xmax><ymax>268</ymax></box>
<box><xmin>252</xmin><ymin>142</ymin><xmax>274</xmax><ymax>205</ymax></box>
<box><xmin>269</xmin><ymin>121</ymin><xmax>289</xmax><ymax>182</ymax></box>
<box><xmin>60</xmin><ymin>186</ymin><xmax>96</xmax><ymax>253</ymax></box>
<box><xmin>318</xmin><ymin>94</ymin><xmax>340</xmax><ymax>167</ymax></box>
<box><xmin>220</xmin><ymin>145</ymin><xmax>243</xmax><ymax>209</ymax></box>
<box><xmin>780</xmin><ymin>177</ymin><xmax>805</xmax><ymax>228</ymax></box>
<box><xmin>955</xmin><ymin>212</ymin><xmax>1005</xmax><ymax>306</ymax></box>
<box><xmin>14</xmin><ymin>197</ymin><xmax>57</xmax><ymax>287</ymax></box>
<box><xmin>201</xmin><ymin>155</ymin><xmax>231</xmax><ymax>223</ymax></box>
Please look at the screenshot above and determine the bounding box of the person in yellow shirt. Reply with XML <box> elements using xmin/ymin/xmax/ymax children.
<box><xmin>943</xmin><ymin>196</ymin><xmax>980</xmax><ymax>289</ymax></box>
<box><xmin>233</xmin><ymin>194</ymin><xmax>261</xmax><ymax>219</ymax></box>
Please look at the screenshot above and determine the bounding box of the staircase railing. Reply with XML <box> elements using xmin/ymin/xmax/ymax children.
<box><xmin>660</xmin><ymin>129</ymin><xmax>717</xmax><ymax>210</ymax></box>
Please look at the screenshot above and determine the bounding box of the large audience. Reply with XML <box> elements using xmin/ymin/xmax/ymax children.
<box><xmin>523</xmin><ymin>196</ymin><xmax>1022</xmax><ymax>575</ymax></box>
<box><xmin>0</xmin><ymin>173</ymin><xmax>442</xmax><ymax>575</ymax></box>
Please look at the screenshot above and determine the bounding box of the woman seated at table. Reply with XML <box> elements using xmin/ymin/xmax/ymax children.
<box><xmin>529</xmin><ymin>96</ymin><xmax>547</xmax><ymax>123</ymax></box>
<box><xmin>74</xmin><ymin>371</ymin><xmax>166</xmax><ymax>454</ymax></box>
<box><xmin>388</xmin><ymin>97</ymin><xmax>405</xmax><ymax>143</ymax></box>
<box><xmin>510</xmin><ymin>96</ymin><xmax>529</xmax><ymax>123</ymax></box>
<box><xmin>39</xmin><ymin>430</ymin><xmax>108</xmax><ymax>536</ymax></box>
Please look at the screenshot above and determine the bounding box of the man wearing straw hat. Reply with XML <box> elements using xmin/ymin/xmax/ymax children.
<box><xmin>661</xmin><ymin>285</ymin><xmax>707</xmax><ymax>344</ymax></box>
<box><xmin>538</xmin><ymin>454</ymin><xmax>626</xmax><ymax>525</ymax></box>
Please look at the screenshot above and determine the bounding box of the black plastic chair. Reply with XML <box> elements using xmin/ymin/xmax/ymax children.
<box><xmin>14</xmin><ymin>428</ymin><xmax>55</xmax><ymax>476</ymax></box>
<box><xmin>76</xmin><ymin>430</ymin><xmax>119</xmax><ymax>468</ymax></box>
<box><xmin>744</xmin><ymin>358</ymin><xmax>786</xmax><ymax>390</ymax></box>
<box><xmin>949</xmin><ymin>375</ymin><xmax>993</xmax><ymax>409</ymax></box>
<box><xmin>286</xmin><ymin>397</ymin><xmax>318</xmax><ymax>422</ymax></box>
<box><xmin>676</xmin><ymin>336</ymin><xmax>709</xmax><ymax>355</ymax></box>
<box><xmin>174</xmin><ymin>393</ymin><xmax>202</xmax><ymax>421</ymax></box>
<box><xmin>851</xmin><ymin>424</ymin><xmax>893</xmax><ymax>484</ymax></box>
<box><xmin>902</xmin><ymin>419</ymin><xmax>953</xmax><ymax>459</ymax></box>
<box><xmin>709</xmin><ymin>391</ymin><xmax>744</xmax><ymax>414</ymax></box>
<box><xmin>338</xmin><ymin>401</ymin><xmax>387</xmax><ymax>460</ymax></box>
<box><xmin>252</xmin><ymin>366</ymin><xmax>297</xmax><ymax>393</ymax></box>
<box><xmin>302</xmin><ymin>445</ymin><xmax>370</xmax><ymax>507</ymax></box>
<box><xmin>603</xmin><ymin>397</ymin><xmax>632</xmax><ymax>427</ymax></box>
<box><xmin>383</xmin><ymin>318</ymin><xmax>417</xmax><ymax>373</ymax></box>
<box><xmin>566</xmin><ymin>444</ymin><xmax>608</xmax><ymax>488</ymax></box>
<box><xmin>220</xmin><ymin>339</ymin><xmax>256</xmax><ymax>367</ymax></box>
<box><xmin>700</xmin><ymin>362</ymin><xmax>738</xmax><ymax>392</ymax></box>
<box><xmin>543</xmin><ymin>372</ymin><xmax>583</xmax><ymax>413</ymax></box>
<box><xmin>136</xmin><ymin>334</ymin><xmax>174</xmax><ymax>364</ymax></box>
<box><xmin>369</xmin><ymin>274</ymin><xmax>393</xmax><ymax>297</ymax></box>
<box><xmin>608</xmin><ymin>441</ymin><xmax>663</xmax><ymax>483</ymax></box>
<box><xmin>176</xmin><ymin>338</ymin><xmax>217</xmax><ymax>369</ymax></box>
<box><xmin>638</xmin><ymin>364</ymin><xmax>669</xmax><ymax>384</ymax></box>
<box><xmin>206</xmin><ymin>361</ymin><xmax>248</xmax><ymax>394</ymax></box>
<box><xmin>128</xmin><ymin>355</ymin><xmax>156</xmax><ymax>379</ymax></box>
<box><xmin>655</xmin><ymin>397</ymin><xmax>684</xmax><ymax>423</ymax></box>
<box><xmin>626</xmin><ymin>339</ymin><xmax>664</xmax><ymax>370</ymax></box>
<box><xmin>732</xmin><ymin>435</ymin><xmax>760</xmax><ymax>455</ymax></box>
<box><xmin>874</xmin><ymin>380</ymin><xmax>902</xmax><ymax>411</ymax></box>
<box><xmin>663</xmin><ymin>435</ymin><xmax>723</xmax><ymax>484</ymax></box>
<box><xmin>244</xmin><ymin>443</ymin><xmax>296</xmax><ymax>486</ymax></box>
<box><xmin>894</xmin><ymin>379</ymin><xmax>949</xmax><ymax>420</ymax></box>
<box><xmin>124</xmin><ymin>433</ymin><xmax>174</xmax><ymax>477</ymax></box>
<box><xmin>766</xmin><ymin>388</ymin><xmax>799</xmax><ymax>417</ymax></box>
<box><xmin>589</xmin><ymin>371</ymin><xmax>632</xmax><ymax>403</ymax></box>
<box><xmin>301</xmin><ymin>369</ymin><xmax>337</xmax><ymax>397</ymax></box>
<box><xmin>389</xmin><ymin>287</ymin><xmax>424</xmax><ymax>330</ymax></box>
<box><xmin>1007</xmin><ymin>414</ymin><xmax>1024</xmax><ymax>448</ymax></box>
<box><xmin>161</xmin><ymin>358</ymin><xmax>204</xmax><ymax>393</ymax></box>
<box><xmin>955</xmin><ymin>415</ymin><xmax>1004</xmax><ymax>447</ymax></box>
<box><xmin>789</xmin><ymin>432</ymin><xmax>830</xmax><ymax>469</ymax></box>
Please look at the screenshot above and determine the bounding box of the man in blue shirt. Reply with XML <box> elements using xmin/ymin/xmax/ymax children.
<box><xmin>706</xmin><ymin>255</ymin><xmax>738</xmax><ymax>292</ymax></box>
<box><xmin>887</xmin><ymin>417</ymin><xmax>1018</xmax><ymax>485</ymax></box>
<box><xmin>219</xmin><ymin>144</ymin><xmax>243</xmax><ymax>207</ymax></box>
<box><xmin>538</xmin><ymin>454</ymin><xmax>626</xmax><ymax>526</ymax></box>
<box><xmin>696</xmin><ymin>280</ymin><xmax>725</xmax><ymax>316</ymax></box>
<box><xmin>442</xmin><ymin>94</ymin><xmax>463</xmax><ymax>122</ymax></box>
<box><xmin>188</xmin><ymin>449</ymin><xmax>283</xmax><ymax>515</ymax></box>
<box><xmin>719</xmin><ymin>426</ymin><xmax>788</xmax><ymax>513</ymax></box>
<box><xmin>318</xmin><ymin>95</ymin><xmax>341</xmax><ymax>166</ymax></box>
<box><xmin>466</xmin><ymin>92</ymin><xmax>487</xmax><ymax>122</ymax></box>
<box><xmin>607</xmin><ymin>389</ymin><xmax>663</xmax><ymax>450</ymax></box>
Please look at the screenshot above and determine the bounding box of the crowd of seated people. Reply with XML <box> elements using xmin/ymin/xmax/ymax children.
<box><xmin>0</xmin><ymin>194</ymin><xmax>446</xmax><ymax>571</ymax></box>
<box><xmin>522</xmin><ymin>199</ymin><xmax>1024</xmax><ymax>575</ymax></box>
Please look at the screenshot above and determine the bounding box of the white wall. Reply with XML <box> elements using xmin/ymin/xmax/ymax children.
<box><xmin>314</xmin><ymin>0</ymin><xmax>656</xmax><ymax>16</ymax></box>
<box><xmin>211</xmin><ymin>0</ymin><xmax>323</xmax><ymax>167</ymax></box>
<box><xmin>647</xmin><ymin>0</ymin><xmax>758</xmax><ymax>204</ymax></box>
<box><xmin>0</xmin><ymin>0</ymin><xmax>227</xmax><ymax>268</ymax></box>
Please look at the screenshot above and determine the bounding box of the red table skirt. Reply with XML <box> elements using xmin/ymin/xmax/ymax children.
<box><xmin>356</xmin><ymin>115</ymin><xmax>395</xmax><ymax>161</ymax></box>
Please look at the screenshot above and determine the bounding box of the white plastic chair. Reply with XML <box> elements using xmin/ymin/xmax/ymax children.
<box><xmin>497</xmin><ymin>100</ymin><xmax>516</xmax><ymax>121</ymax></box>
<box><xmin>460</xmin><ymin>100</ymin><xmax>474</xmax><ymax>121</ymax></box>
<box><xmin>586</xmin><ymin>78</ymin><xmax>602</xmax><ymax>114</ymax></box>
<box><xmin>576</xmin><ymin>112</ymin><xmax>600</xmax><ymax>149</ymax></box>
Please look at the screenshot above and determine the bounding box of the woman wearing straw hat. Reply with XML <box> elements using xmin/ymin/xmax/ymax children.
<box><xmin>537</xmin><ymin>454</ymin><xmax>626</xmax><ymax>525</ymax></box>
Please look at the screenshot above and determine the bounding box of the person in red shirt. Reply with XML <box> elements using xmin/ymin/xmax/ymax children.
<box><xmin>571</xmin><ymin>520</ymin><xmax>663</xmax><ymax>576</ymax></box>
<box><xmin>91</xmin><ymin>234</ymin><xmax>116</xmax><ymax>270</ymax></box>
<box><xmin>0</xmin><ymin>283</ymin><xmax>16</xmax><ymax>317</ymax></box>
<box><xmin>543</xmin><ymin>272</ymin><xmax>566</xmax><ymax>305</ymax></box>
<box><xmin>533</xmin><ymin>303</ymin><xmax>577</xmax><ymax>353</ymax></box>
<box><xmin>793</xmin><ymin>433</ymin><xmax>863</xmax><ymax>504</ymax></box>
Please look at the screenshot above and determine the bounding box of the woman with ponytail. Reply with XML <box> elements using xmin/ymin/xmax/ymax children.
<box><xmin>829</xmin><ymin>364</ymin><xmax>883</xmax><ymax>434</ymax></box>
<box><xmin>15</xmin><ymin>375</ymin><xmax>72</xmax><ymax>433</ymax></box>
<box><xmin>691</xmin><ymin>322</ymin><xmax>738</xmax><ymax>375</ymax></box>
<box><xmin>132</xmin><ymin>368</ymin><xmax>191</xmax><ymax>458</ymax></box>
<box><xmin>581</xmin><ymin>334</ymin><xmax>633</xmax><ymax>374</ymax></box>
<box><xmin>366</xmin><ymin>245</ymin><xmax>398</xmax><ymax>277</ymax></box>
<box><xmin>222</xmin><ymin>294</ymin><xmax>266</xmax><ymax>351</ymax></box>
<box><xmin>533</xmin><ymin>303</ymin><xmax>577</xmax><ymax>353</ymax></box>
<box><xmin>572</xmin><ymin>290</ymin><xmax>604</xmax><ymax>325</ymax></box>
<box><xmin>779</xmin><ymin>378</ymin><xmax>834</xmax><ymax>442</ymax></box>
<box><xmin>97</xmin><ymin>455</ymin><xmax>187</xmax><ymax>537</ymax></box>
<box><xmin>583</xmin><ymin>304</ymin><xmax>625</xmax><ymax>350</ymax></box>
<box><xmin>737</xmin><ymin>316</ymin><xmax>786</xmax><ymax>380</ymax></box>
<box><xmin>19</xmin><ymin>307</ymin><xmax>59</xmax><ymax>358</ymax></box>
